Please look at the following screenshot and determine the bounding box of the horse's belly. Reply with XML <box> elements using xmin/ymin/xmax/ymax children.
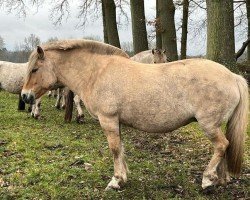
<box><xmin>120</xmin><ymin>110</ymin><xmax>194</xmax><ymax>133</ymax></box>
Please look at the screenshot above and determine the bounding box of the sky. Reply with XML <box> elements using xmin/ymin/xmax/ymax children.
<box><xmin>0</xmin><ymin>1</ymin><xmax>247</xmax><ymax>56</ymax></box>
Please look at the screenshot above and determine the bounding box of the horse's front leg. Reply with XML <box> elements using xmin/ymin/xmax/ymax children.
<box><xmin>31</xmin><ymin>98</ymin><xmax>41</xmax><ymax>119</ymax></box>
<box><xmin>98</xmin><ymin>115</ymin><xmax>128</xmax><ymax>190</ymax></box>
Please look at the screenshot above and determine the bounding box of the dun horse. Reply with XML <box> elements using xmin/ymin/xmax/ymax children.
<box><xmin>21</xmin><ymin>39</ymin><xmax>248</xmax><ymax>190</ymax></box>
<box><xmin>131</xmin><ymin>49</ymin><xmax>170</xmax><ymax>63</ymax></box>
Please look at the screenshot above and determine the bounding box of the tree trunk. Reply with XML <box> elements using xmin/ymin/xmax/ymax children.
<box><xmin>158</xmin><ymin>0</ymin><xmax>178</xmax><ymax>61</ymax></box>
<box><xmin>102</xmin><ymin>1</ymin><xmax>109</xmax><ymax>43</ymax></box>
<box><xmin>246</xmin><ymin>0</ymin><xmax>250</xmax><ymax>62</ymax></box>
<box><xmin>102</xmin><ymin>0</ymin><xmax>121</xmax><ymax>48</ymax></box>
<box><xmin>206</xmin><ymin>0</ymin><xmax>236</xmax><ymax>71</ymax></box>
<box><xmin>130</xmin><ymin>0</ymin><xmax>148</xmax><ymax>54</ymax></box>
<box><xmin>156</xmin><ymin>0</ymin><xmax>162</xmax><ymax>49</ymax></box>
<box><xmin>180</xmin><ymin>0</ymin><xmax>189</xmax><ymax>59</ymax></box>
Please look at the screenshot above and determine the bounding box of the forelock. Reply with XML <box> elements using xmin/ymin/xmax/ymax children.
<box><xmin>27</xmin><ymin>51</ymin><xmax>39</xmax><ymax>75</ymax></box>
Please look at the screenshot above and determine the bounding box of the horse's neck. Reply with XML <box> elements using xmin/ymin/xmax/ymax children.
<box><xmin>54</xmin><ymin>53</ymin><xmax>101</xmax><ymax>97</ymax></box>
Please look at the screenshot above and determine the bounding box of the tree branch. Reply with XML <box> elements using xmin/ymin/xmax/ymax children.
<box><xmin>235</xmin><ymin>38</ymin><xmax>250</xmax><ymax>60</ymax></box>
<box><xmin>233</xmin><ymin>1</ymin><xmax>246</xmax><ymax>3</ymax></box>
<box><xmin>189</xmin><ymin>0</ymin><xmax>206</xmax><ymax>10</ymax></box>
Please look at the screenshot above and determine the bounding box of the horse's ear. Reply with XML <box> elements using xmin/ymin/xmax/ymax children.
<box><xmin>152</xmin><ymin>49</ymin><xmax>155</xmax><ymax>54</ymax></box>
<box><xmin>37</xmin><ymin>46</ymin><xmax>45</xmax><ymax>59</ymax></box>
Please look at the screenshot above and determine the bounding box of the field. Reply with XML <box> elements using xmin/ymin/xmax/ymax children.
<box><xmin>0</xmin><ymin>91</ymin><xmax>249</xmax><ymax>199</ymax></box>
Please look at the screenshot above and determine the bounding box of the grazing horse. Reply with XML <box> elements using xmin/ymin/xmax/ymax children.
<box><xmin>0</xmin><ymin>61</ymin><xmax>41</xmax><ymax>117</ymax></box>
<box><xmin>21</xmin><ymin>39</ymin><xmax>248</xmax><ymax>190</ymax></box>
<box><xmin>130</xmin><ymin>49</ymin><xmax>170</xmax><ymax>63</ymax></box>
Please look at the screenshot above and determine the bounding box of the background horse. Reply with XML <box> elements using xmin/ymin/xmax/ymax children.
<box><xmin>131</xmin><ymin>49</ymin><xmax>170</xmax><ymax>63</ymax></box>
<box><xmin>21</xmin><ymin>39</ymin><xmax>248</xmax><ymax>190</ymax></box>
<box><xmin>0</xmin><ymin>61</ymin><xmax>41</xmax><ymax>117</ymax></box>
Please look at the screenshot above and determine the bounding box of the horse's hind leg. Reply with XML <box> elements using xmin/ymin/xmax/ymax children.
<box><xmin>98</xmin><ymin>115</ymin><xmax>128</xmax><ymax>190</ymax></box>
<box><xmin>74</xmin><ymin>95</ymin><xmax>84</xmax><ymax>123</ymax></box>
<box><xmin>200</xmin><ymin>126</ymin><xmax>229</xmax><ymax>189</ymax></box>
<box><xmin>55</xmin><ymin>88</ymin><xmax>62</xmax><ymax>109</ymax></box>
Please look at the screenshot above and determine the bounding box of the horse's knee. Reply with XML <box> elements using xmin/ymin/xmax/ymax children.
<box><xmin>108</xmin><ymin>138</ymin><xmax>121</xmax><ymax>156</ymax></box>
<box><xmin>214</xmin><ymin>136</ymin><xmax>229</xmax><ymax>157</ymax></box>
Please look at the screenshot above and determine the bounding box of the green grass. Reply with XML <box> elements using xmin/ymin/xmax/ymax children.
<box><xmin>0</xmin><ymin>91</ymin><xmax>249</xmax><ymax>199</ymax></box>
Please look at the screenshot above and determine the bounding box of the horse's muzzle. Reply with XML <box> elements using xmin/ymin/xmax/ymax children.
<box><xmin>22</xmin><ymin>93</ymin><xmax>35</xmax><ymax>104</ymax></box>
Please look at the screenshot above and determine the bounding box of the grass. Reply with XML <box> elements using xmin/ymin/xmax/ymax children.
<box><xmin>0</xmin><ymin>91</ymin><xmax>249</xmax><ymax>199</ymax></box>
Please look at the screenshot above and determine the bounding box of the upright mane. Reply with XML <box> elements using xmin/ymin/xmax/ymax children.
<box><xmin>42</xmin><ymin>39</ymin><xmax>129</xmax><ymax>58</ymax></box>
<box><xmin>28</xmin><ymin>39</ymin><xmax>129</xmax><ymax>74</ymax></box>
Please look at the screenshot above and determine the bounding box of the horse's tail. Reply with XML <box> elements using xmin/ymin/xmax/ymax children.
<box><xmin>226</xmin><ymin>74</ymin><xmax>248</xmax><ymax>176</ymax></box>
<box><xmin>64</xmin><ymin>88</ymin><xmax>74</xmax><ymax>122</ymax></box>
<box><xmin>18</xmin><ymin>93</ymin><xmax>26</xmax><ymax>110</ymax></box>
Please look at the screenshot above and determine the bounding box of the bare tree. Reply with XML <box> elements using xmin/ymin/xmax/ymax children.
<box><xmin>246</xmin><ymin>0</ymin><xmax>250</xmax><ymax>61</ymax></box>
<box><xmin>0</xmin><ymin>0</ymin><xmax>43</xmax><ymax>17</ymax></box>
<box><xmin>102</xmin><ymin>0</ymin><xmax>121</xmax><ymax>48</ymax></box>
<box><xmin>156</xmin><ymin>0</ymin><xmax>162</xmax><ymax>49</ymax></box>
<box><xmin>102</xmin><ymin>1</ymin><xmax>109</xmax><ymax>43</ymax></box>
<box><xmin>206</xmin><ymin>0</ymin><xmax>236</xmax><ymax>71</ymax></box>
<box><xmin>180</xmin><ymin>0</ymin><xmax>189</xmax><ymax>59</ymax></box>
<box><xmin>130</xmin><ymin>0</ymin><xmax>148</xmax><ymax>54</ymax></box>
<box><xmin>22</xmin><ymin>34</ymin><xmax>41</xmax><ymax>52</ymax></box>
<box><xmin>0</xmin><ymin>36</ymin><xmax>5</xmax><ymax>50</ymax></box>
<box><xmin>46</xmin><ymin>37</ymin><xmax>59</xmax><ymax>43</ymax></box>
<box><xmin>158</xmin><ymin>0</ymin><xmax>178</xmax><ymax>61</ymax></box>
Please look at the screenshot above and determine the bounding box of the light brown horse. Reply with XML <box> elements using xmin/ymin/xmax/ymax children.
<box><xmin>130</xmin><ymin>49</ymin><xmax>170</xmax><ymax>63</ymax></box>
<box><xmin>21</xmin><ymin>39</ymin><xmax>248</xmax><ymax>190</ymax></box>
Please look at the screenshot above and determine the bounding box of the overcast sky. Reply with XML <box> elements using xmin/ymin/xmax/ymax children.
<box><xmin>0</xmin><ymin>1</ymin><xmax>247</xmax><ymax>56</ymax></box>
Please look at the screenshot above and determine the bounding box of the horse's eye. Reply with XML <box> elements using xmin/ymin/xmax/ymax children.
<box><xmin>31</xmin><ymin>68</ymin><xmax>38</xmax><ymax>73</ymax></box>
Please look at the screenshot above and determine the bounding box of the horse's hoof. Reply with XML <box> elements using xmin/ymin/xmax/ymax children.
<box><xmin>105</xmin><ymin>177</ymin><xmax>120</xmax><ymax>191</ymax></box>
<box><xmin>76</xmin><ymin>115</ymin><xmax>84</xmax><ymax>124</ymax></box>
<box><xmin>202</xmin><ymin>173</ymin><xmax>218</xmax><ymax>189</ymax></box>
<box><xmin>28</xmin><ymin>107</ymin><xmax>32</xmax><ymax>112</ymax></box>
<box><xmin>34</xmin><ymin>114</ymin><xmax>40</xmax><ymax>120</ymax></box>
<box><xmin>55</xmin><ymin>105</ymin><xmax>60</xmax><ymax>109</ymax></box>
<box><xmin>217</xmin><ymin>176</ymin><xmax>230</xmax><ymax>186</ymax></box>
<box><xmin>61</xmin><ymin>105</ymin><xmax>66</xmax><ymax>109</ymax></box>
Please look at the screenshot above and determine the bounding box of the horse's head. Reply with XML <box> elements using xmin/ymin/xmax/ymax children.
<box><xmin>152</xmin><ymin>49</ymin><xmax>169</xmax><ymax>63</ymax></box>
<box><xmin>21</xmin><ymin>46</ymin><xmax>57</xmax><ymax>104</ymax></box>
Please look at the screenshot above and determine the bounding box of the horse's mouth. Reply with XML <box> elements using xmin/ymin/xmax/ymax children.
<box><xmin>21</xmin><ymin>93</ymin><xmax>35</xmax><ymax>105</ymax></box>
